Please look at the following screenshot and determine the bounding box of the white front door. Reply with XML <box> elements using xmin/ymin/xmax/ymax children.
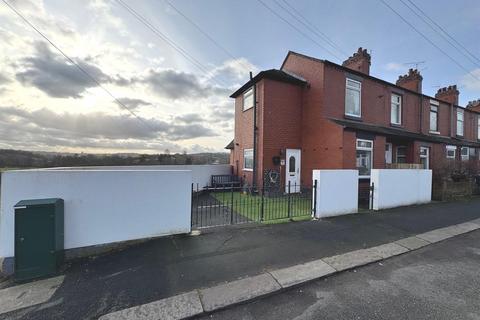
<box><xmin>285</xmin><ymin>149</ymin><xmax>301</xmax><ymax>193</ymax></box>
<box><xmin>385</xmin><ymin>143</ymin><xmax>392</xmax><ymax>164</ymax></box>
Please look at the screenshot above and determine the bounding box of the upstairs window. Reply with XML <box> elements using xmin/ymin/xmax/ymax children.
<box><xmin>430</xmin><ymin>105</ymin><xmax>438</xmax><ymax>132</ymax></box>
<box><xmin>356</xmin><ymin>139</ymin><xmax>373</xmax><ymax>177</ymax></box>
<box><xmin>478</xmin><ymin>116</ymin><xmax>480</xmax><ymax>140</ymax></box>
<box><xmin>446</xmin><ymin>145</ymin><xmax>456</xmax><ymax>159</ymax></box>
<box><xmin>456</xmin><ymin>109</ymin><xmax>464</xmax><ymax>136</ymax></box>
<box><xmin>345</xmin><ymin>79</ymin><xmax>361</xmax><ymax>117</ymax></box>
<box><xmin>391</xmin><ymin>94</ymin><xmax>402</xmax><ymax>125</ymax></box>
<box><xmin>243</xmin><ymin>149</ymin><xmax>253</xmax><ymax>170</ymax></box>
<box><xmin>243</xmin><ymin>87</ymin><xmax>254</xmax><ymax>111</ymax></box>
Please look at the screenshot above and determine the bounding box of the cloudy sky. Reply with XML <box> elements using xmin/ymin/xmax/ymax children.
<box><xmin>0</xmin><ymin>0</ymin><xmax>479</xmax><ymax>154</ymax></box>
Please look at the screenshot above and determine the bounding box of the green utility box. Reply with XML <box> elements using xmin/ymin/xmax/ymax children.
<box><xmin>14</xmin><ymin>198</ymin><xmax>64</xmax><ymax>282</ymax></box>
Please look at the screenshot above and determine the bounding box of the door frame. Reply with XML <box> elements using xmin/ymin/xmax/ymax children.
<box><xmin>285</xmin><ymin>148</ymin><xmax>301</xmax><ymax>193</ymax></box>
<box><xmin>385</xmin><ymin>143</ymin><xmax>392</xmax><ymax>164</ymax></box>
<box><xmin>420</xmin><ymin>146</ymin><xmax>429</xmax><ymax>169</ymax></box>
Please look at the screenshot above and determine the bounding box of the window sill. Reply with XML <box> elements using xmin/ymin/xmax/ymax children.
<box><xmin>456</xmin><ymin>134</ymin><xmax>464</xmax><ymax>139</ymax></box>
<box><xmin>390</xmin><ymin>123</ymin><xmax>403</xmax><ymax>128</ymax></box>
<box><xmin>242</xmin><ymin>106</ymin><xmax>253</xmax><ymax>112</ymax></box>
<box><xmin>344</xmin><ymin>114</ymin><xmax>362</xmax><ymax>121</ymax></box>
<box><xmin>243</xmin><ymin>168</ymin><xmax>253</xmax><ymax>172</ymax></box>
<box><xmin>429</xmin><ymin>131</ymin><xmax>440</xmax><ymax>135</ymax></box>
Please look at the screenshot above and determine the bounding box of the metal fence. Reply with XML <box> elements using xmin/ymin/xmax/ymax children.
<box><xmin>191</xmin><ymin>181</ymin><xmax>317</xmax><ymax>229</ymax></box>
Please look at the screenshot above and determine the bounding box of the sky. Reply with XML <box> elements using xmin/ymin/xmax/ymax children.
<box><xmin>0</xmin><ymin>0</ymin><xmax>479</xmax><ymax>154</ymax></box>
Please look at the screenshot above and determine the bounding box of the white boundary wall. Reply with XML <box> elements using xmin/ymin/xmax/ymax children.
<box><xmin>45</xmin><ymin>164</ymin><xmax>231</xmax><ymax>189</ymax></box>
<box><xmin>371</xmin><ymin>169</ymin><xmax>432</xmax><ymax>210</ymax></box>
<box><xmin>0</xmin><ymin>169</ymin><xmax>192</xmax><ymax>258</ymax></box>
<box><xmin>313</xmin><ymin>170</ymin><xmax>358</xmax><ymax>218</ymax></box>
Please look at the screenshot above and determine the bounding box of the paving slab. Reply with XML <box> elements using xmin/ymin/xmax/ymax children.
<box><xmin>269</xmin><ymin>259</ymin><xmax>336</xmax><ymax>288</ymax></box>
<box><xmin>0</xmin><ymin>276</ymin><xmax>64</xmax><ymax>315</ymax></box>
<box><xmin>322</xmin><ymin>249</ymin><xmax>383</xmax><ymax>272</ymax></box>
<box><xmin>98</xmin><ymin>291</ymin><xmax>203</xmax><ymax>320</ymax></box>
<box><xmin>416</xmin><ymin>228</ymin><xmax>454</xmax><ymax>243</ymax></box>
<box><xmin>395</xmin><ymin>236</ymin><xmax>430</xmax><ymax>250</ymax></box>
<box><xmin>453</xmin><ymin>222</ymin><xmax>480</xmax><ymax>233</ymax></box>
<box><xmin>199</xmin><ymin>273</ymin><xmax>281</xmax><ymax>312</ymax></box>
<box><xmin>366</xmin><ymin>243</ymin><xmax>410</xmax><ymax>259</ymax></box>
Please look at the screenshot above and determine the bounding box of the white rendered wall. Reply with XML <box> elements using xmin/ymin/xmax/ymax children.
<box><xmin>370</xmin><ymin>169</ymin><xmax>432</xmax><ymax>210</ymax></box>
<box><xmin>313</xmin><ymin>170</ymin><xmax>358</xmax><ymax>218</ymax></box>
<box><xmin>0</xmin><ymin>170</ymin><xmax>192</xmax><ymax>258</ymax></box>
<box><xmin>46</xmin><ymin>164</ymin><xmax>231</xmax><ymax>189</ymax></box>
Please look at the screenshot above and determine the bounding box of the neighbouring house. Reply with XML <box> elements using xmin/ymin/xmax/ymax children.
<box><xmin>226</xmin><ymin>48</ymin><xmax>480</xmax><ymax>202</ymax></box>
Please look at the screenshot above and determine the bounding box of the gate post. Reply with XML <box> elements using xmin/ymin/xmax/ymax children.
<box><xmin>287</xmin><ymin>181</ymin><xmax>291</xmax><ymax>220</ymax></box>
<box><xmin>230</xmin><ymin>185</ymin><xmax>234</xmax><ymax>225</ymax></box>
<box><xmin>260</xmin><ymin>183</ymin><xmax>265</xmax><ymax>222</ymax></box>
<box><xmin>369</xmin><ymin>182</ymin><xmax>375</xmax><ymax>210</ymax></box>
<box><xmin>191</xmin><ymin>183</ymin><xmax>194</xmax><ymax>229</ymax></box>
<box><xmin>313</xmin><ymin>179</ymin><xmax>318</xmax><ymax>218</ymax></box>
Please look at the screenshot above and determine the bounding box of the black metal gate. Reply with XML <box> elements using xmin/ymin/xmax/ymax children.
<box><xmin>191</xmin><ymin>181</ymin><xmax>317</xmax><ymax>229</ymax></box>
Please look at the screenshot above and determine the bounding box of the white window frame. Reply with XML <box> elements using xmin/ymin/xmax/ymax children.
<box><xmin>461</xmin><ymin>147</ymin><xmax>469</xmax><ymax>161</ymax></box>
<box><xmin>430</xmin><ymin>105</ymin><xmax>439</xmax><ymax>133</ymax></box>
<box><xmin>345</xmin><ymin>78</ymin><xmax>361</xmax><ymax>117</ymax></box>
<box><xmin>456</xmin><ymin>109</ymin><xmax>464</xmax><ymax>136</ymax></box>
<box><xmin>420</xmin><ymin>147</ymin><xmax>429</xmax><ymax>169</ymax></box>
<box><xmin>356</xmin><ymin>139</ymin><xmax>373</xmax><ymax>178</ymax></box>
<box><xmin>243</xmin><ymin>87</ymin><xmax>254</xmax><ymax>111</ymax></box>
<box><xmin>243</xmin><ymin>148</ymin><xmax>253</xmax><ymax>171</ymax></box>
<box><xmin>477</xmin><ymin>116</ymin><xmax>480</xmax><ymax>140</ymax></box>
<box><xmin>396</xmin><ymin>146</ymin><xmax>407</xmax><ymax>163</ymax></box>
<box><xmin>390</xmin><ymin>93</ymin><xmax>402</xmax><ymax>125</ymax></box>
<box><xmin>446</xmin><ymin>145</ymin><xmax>456</xmax><ymax>159</ymax></box>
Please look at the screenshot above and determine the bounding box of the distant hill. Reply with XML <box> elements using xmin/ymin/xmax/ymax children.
<box><xmin>0</xmin><ymin>149</ymin><xmax>229</xmax><ymax>168</ymax></box>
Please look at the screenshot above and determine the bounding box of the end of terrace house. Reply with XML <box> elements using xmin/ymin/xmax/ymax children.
<box><xmin>226</xmin><ymin>47</ymin><xmax>480</xmax><ymax>202</ymax></box>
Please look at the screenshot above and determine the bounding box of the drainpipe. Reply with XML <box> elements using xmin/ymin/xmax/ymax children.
<box><xmin>251</xmin><ymin>72</ymin><xmax>258</xmax><ymax>190</ymax></box>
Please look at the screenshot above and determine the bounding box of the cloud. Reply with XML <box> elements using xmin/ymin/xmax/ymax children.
<box><xmin>208</xmin><ymin>58</ymin><xmax>258</xmax><ymax>86</ymax></box>
<box><xmin>175</xmin><ymin>113</ymin><xmax>204</xmax><ymax>123</ymax></box>
<box><xmin>384</xmin><ymin>62</ymin><xmax>405</xmax><ymax>72</ymax></box>
<box><xmin>15</xmin><ymin>42</ymin><xmax>110</xmax><ymax>98</ymax></box>
<box><xmin>461</xmin><ymin>68</ymin><xmax>480</xmax><ymax>91</ymax></box>
<box><xmin>0</xmin><ymin>73</ymin><xmax>9</xmax><ymax>85</ymax></box>
<box><xmin>140</xmin><ymin>69</ymin><xmax>229</xmax><ymax>100</ymax></box>
<box><xmin>116</xmin><ymin>97</ymin><xmax>152</xmax><ymax>110</ymax></box>
<box><xmin>0</xmin><ymin>106</ymin><xmax>218</xmax><ymax>153</ymax></box>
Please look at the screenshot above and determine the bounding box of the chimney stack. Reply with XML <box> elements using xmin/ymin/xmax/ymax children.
<box><xmin>435</xmin><ymin>85</ymin><xmax>459</xmax><ymax>105</ymax></box>
<box><xmin>342</xmin><ymin>47</ymin><xmax>371</xmax><ymax>75</ymax></box>
<box><xmin>466</xmin><ymin>99</ymin><xmax>480</xmax><ymax>112</ymax></box>
<box><xmin>396</xmin><ymin>68</ymin><xmax>423</xmax><ymax>93</ymax></box>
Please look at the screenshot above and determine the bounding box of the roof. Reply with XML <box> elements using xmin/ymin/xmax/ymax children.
<box><xmin>330</xmin><ymin>118</ymin><xmax>480</xmax><ymax>148</ymax></box>
<box><xmin>281</xmin><ymin>51</ymin><xmax>479</xmax><ymax>114</ymax></box>
<box><xmin>230</xmin><ymin>69</ymin><xmax>307</xmax><ymax>98</ymax></box>
<box><xmin>15</xmin><ymin>198</ymin><xmax>63</xmax><ymax>207</ymax></box>
<box><xmin>225</xmin><ymin>140</ymin><xmax>234</xmax><ymax>150</ymax></box>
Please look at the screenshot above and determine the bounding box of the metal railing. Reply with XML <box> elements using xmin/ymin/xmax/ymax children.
<box><xmin>191</xmin><ymin>181</ymin><xmax>317</xmax><ymax>229</ymax></box>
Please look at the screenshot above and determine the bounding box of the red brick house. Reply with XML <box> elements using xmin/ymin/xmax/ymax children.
<box><xmin>226</xmin><ymin>48</ymin><xmax>480</xmax><ymax>199</ymax></box>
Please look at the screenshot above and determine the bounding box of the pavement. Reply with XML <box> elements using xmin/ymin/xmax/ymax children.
<box><xmin>195</xmin><ymin>229</ymin><xmax>480</xmax><ymax>320</ymax></box>
<box><xmin>1</xmin><ymin>198</ymin><xmax>480</xmax><ymax>319</ymax></box>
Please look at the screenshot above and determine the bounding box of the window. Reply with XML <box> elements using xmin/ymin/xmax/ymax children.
<box><xmin>345</xmin><ymin>79</ymin><xmax>361</xmax><ymax>117</ymax></box>
<box><xmin>456</xmin><ymin>109</ymin><xmax>464</xmax><ymax>136</ymax></box>
<box><xmin>461</xmin><ymin>147</ymin><xmax>469</xmax><ymax>161</ymax></box>
<box><xmin>288</xmin><ymin>156</ymin><xmax>295</xmax><ymax>174</ymax></box>
<box><xmin>446</xmin><ymin>145</ymin><xmax>456</xmax><ymax>159</ymax></box>
<box><xmin>430</xmin><ymin>105</ymin><xmax>438</xmax><ymax>132</ymax></box>
<box><xmin>243</xmin><ymin>87</ymin><xmax>254</xmax><ymax>111</ymax></box>
<box><xmin>396</xmin><ymin>146</ymin><xmax>407</xmax><ymax>163</ymax></box>
<box><xmin>391</xmin><ymin>94</ymin><xmax>402</xmax><ymax>125</ymax></box>
<box><xmin>477</xmin><ymin>117</ymin><xmax>480</xmax><ymax>140</ymax></box>
<box><xmin>243</xmin><ymin>149</ymin><xmax>253</xmax><ymax>170</ymax></box>
<box><xmin>356</xmin><ymin>139</ymin><xmax>373</xmax><ymax>177</ymax></box>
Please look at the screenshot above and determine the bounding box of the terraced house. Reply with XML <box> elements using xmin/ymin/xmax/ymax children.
<box><xmin>227</xmin><ymin>48</ymin><xmax>480</xmax><ymax>201</ymax></box>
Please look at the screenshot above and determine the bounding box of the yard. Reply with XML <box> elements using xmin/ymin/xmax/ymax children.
<box><xmin>210</xmin><ymin>190</ymin><xmax>313</xmax><ymax>224</ymax></box>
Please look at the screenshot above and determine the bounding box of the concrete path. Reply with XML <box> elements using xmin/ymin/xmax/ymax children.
<box><xmin>1</xmin><ymin>198</ymin><xmax>480</xmax><ymax>319</ymax></box>
<box><xmin>98</xmin><ymin>218</ymin><xmax>480</xmax><ymax>319</ymax></box>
